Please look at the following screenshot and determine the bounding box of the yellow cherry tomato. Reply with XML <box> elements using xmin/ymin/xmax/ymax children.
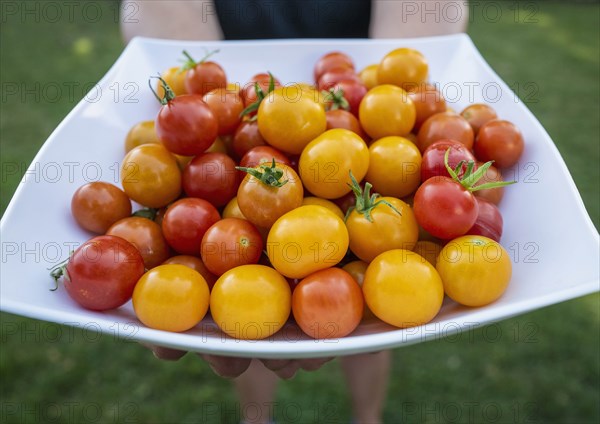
<box><xmin>121</xmin><ymin>144</ymin><xmax>181</xmax><ymax>208</ymax></box>
<box><xmin>359</xmin><ymin>64</ymin><xmax>379</xmax><ymax>89</ymax></box>
<box><xmin>222</xmin><ymin>196</ymin><xmax>246</xmax><ymax>219</ymax></box>
<box><xmin>267</xmin><ymin>205</ymin><xmax>349</xmax><ymax>279</ymax></box>
<box><xmin>377</xmin><ymin>48</ymin><xmax>428</xmax><ymax>90</ymax></box>
<box><xmin>124</xmin><ymin>120</ymin><xmax>160</xmax><ymax>153</ymax></box>
<box><xmin>210</xmin><ymin>265</ymin><xmax>291</xmax><ymax>340</ymax></box>
<box><xmin>363</xmin><ymin>249</ymin><xmax>444</xmax><ymax>328</ymax></box>
<box><xmin>157</xmin><ymin>66</ymin><xmax>188</xmax><ymax>98</ymax></box>
<box><xmin>359</xmin><ymin>85</ymin><xmax>416</xmax><ymax>139</ymax></box>
<box><xmin>257</xmin><ymin>85</ymin><xmax>327</xmax><ymax>154</ymax></box>
<box><xmin>346</xmin><ymin>196</ymin><xmax>418</xmax><ymax>263</ymax></box>
<box><xmin>299</xmin><ymin>129</ymin><xmax>369</xmax><ymax>199</ymax></box>
<box><xmin>302</xmin><ymin>197</ymin><xmax>344</xmax><ymax>220</ymax></box>
<box><xmin>366</xmin><ymin>136</ymin><xmax>422</xmax><ymax>198</ymax></box>
<box><xmin>436</xmin><ymin>235</ymin><xmax>512</xmax><ymax>307</ymax></box>
<box><xmin>132</xmin><ymin>264</ymin><xmax>210</xmax><ymax>332</ymax></box>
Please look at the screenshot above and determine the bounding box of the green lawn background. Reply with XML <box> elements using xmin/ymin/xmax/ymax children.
<box><xmin>1</xmin><ymin>1</ymin><xmax>598</xmax><ymax>423</ymax></box>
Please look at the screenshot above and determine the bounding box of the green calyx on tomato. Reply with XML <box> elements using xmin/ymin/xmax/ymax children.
<box><xmin>149</xmin><ymin>75</ymin><xmax>176</xmax><ymax>105</ymax></box>
<box><xmin>323</xmin><ymin>87</ymin><xmax>350</xmax><ymax>112</ymax></box>
<box><xmin>346</xmin><ymin>171</ymin><xmax>400</xmax><ymax>223</ymax></box>
<box><xmin>132</xmin><ymin>208</ymin><xmax>158</xmax><ymax>221</ymax></box>
<box><xmin>49</xmin><ymin>256</ymin><xmax>71</xmax><ymax>290</ymax></box>
<box><xmin>444</xmin><ymin>148</ymin><xmax>515</xmax><ymax>192</ymax></box>
<box><xmin>236</xmin><ymin>159</ymin><xmax>288</xmax><ymax>188</ymax></box>
<box><xmin>179</xmin><ymin>49</ymin><xmax>220</xmax><ymax>72</ymax></box>
<box><xmin>240</xmin><ymin>72</ymin><xmax>276</xmax><ymax>118</ymax></box>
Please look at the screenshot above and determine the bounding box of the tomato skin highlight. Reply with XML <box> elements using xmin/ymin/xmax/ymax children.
<box><xmin>64</xmin><ymin>235</ymin><xmax>145</xmax><ymax>311</ymax></box>
<box><xmin>292</xmin><ymin>268</ymin><xmax>364</xmax><ymax>339</ymax></box>
<box><xmin>155</xmin><ymin>95</ymin><xmax>219</xmax><ymax>156</ymax></box>
<box><xmin>413</xmin><ymin>176</ymin><xmax>479</xmax><ymax>240</ymax></box>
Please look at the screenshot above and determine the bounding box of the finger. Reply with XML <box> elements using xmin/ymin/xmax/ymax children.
<box><xmin>139</xmin><ymin>343</ymin><xmax>188</xmax><ymax>361</ymax></box>
<box><xmin>299</xmin><ymin>357</ymin><xmax>335</xmax><ymax>372</ymax></box>
<box><xmin>200</xmin><ymin>354</ymin><xmax>251</xmax><ymax>378</ymax></box>
<box><xmin>272</xmin><ymin>362</ymin><xmax>301</xmax><ymax>380</ymax></box>
<box><xmin>259</xmin><ymin>358</ymin><xmax>293</xmax><ymax>372</ymax></box>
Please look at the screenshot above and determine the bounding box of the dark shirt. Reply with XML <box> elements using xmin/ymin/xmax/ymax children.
<box><xmin>214</xmin><ymin>0</ymin><xmax>372</xmax><ymax>39</ymax></box>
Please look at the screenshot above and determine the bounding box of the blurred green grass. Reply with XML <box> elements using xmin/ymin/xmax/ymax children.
<box><xmin>1</xmin><ymin>1</ymin><xmax>598</xmax><ymax>423</ymax></box>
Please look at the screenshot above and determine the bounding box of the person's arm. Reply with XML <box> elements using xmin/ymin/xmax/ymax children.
<box><xmin>120</xmin><ymin>0</ymin><xmax>223</xmax><ymax>43</ymax></box>
<box><xmin>370</xmin><ymin>0</ymin><xmax>469</xmax><ymax>38</ymax></box>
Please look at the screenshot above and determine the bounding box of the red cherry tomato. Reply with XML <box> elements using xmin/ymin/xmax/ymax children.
<box><xmin>314</xmin><ymin>51</ymin><xmax>355</xmax><ymax>83</ymax></box>
<box><xmin>239</xmin><ymin>146</ymin><xmax>291</xmax><ymax>169</ymax></box>
<box><xmin>417</xmin><ymin>112</ymin><xmax>474</xmax><ymax>153</ymax></box>
<box><xmin>330</xmin><ymin>79</ymin><xmax>367</xmax><ymax>116</ymax></box>
<box><xmin>241</xmin><ymin>72</ymin><xmax>282</xmax><ymax>107</ymax></box>
<box><xmin>473</xmin><ymin>162</ymin><xmax>505</xmax><ymax>205</ymax></box>
<box><xmin>71</xmin><ymin>182</ymin><xmax>132</xmax><ymax>234</ymax></box>
<box><xmin>292</xmin><ymin>268</ymin><xmax>363</xmax><ymax>339</ymax></box>
<box><xmin>162</xmin><ymin>255</ymin><xmax>218</xmax><ymax>290</ymax></box>
<box><xmin>461</xmin><ymin>103</ymin><xmax>498</xmax><ymax>135</ymax></box>
<box><xmin>202</xmin><ymin>88</ymin><xmax>244</xmax><ymax>136</ymax></box>
<box><xmin>474</xmin><ymin>120</ymin><xmax>524</xmax><ymax>169</ymax></box>
<box><xmin>182</xmin><ymin>152</ymin><xmax>239</xmax><ymax>208</ymax></box>
<box><xmin>184</xmin><ymin>55</ymin><xmax>227</xmax><ymax>96</ymax></box>
<box><xmin>413</xmin><ymin>176</ymin><xmax>479</xmax><ymax>240</ymax></box>
<box><xmin>232</xmin><ymin>120</ymin><xmax>267</xmax><ymax>159</ymax></box>
<box><xmin>421</xmin><ymin>139</ymin><xmax>476</xmax><ymax>182</ymax></box>
<box><xmin>408</xmin><ymin>84</ymin><xmax>447</xmax><ymax>131</ymax></box>
<box><xmin>466</xmin><ymin>197</ymin><xmax>503</xmax><ymax>242</ymax></box>
<box><xmin>201</xmin><ymin>218</ymin><xmax>263</xmax><ymax>276</ymax></box>
<box><xmin>155</xmin><ymin>94</ymin><xmax>218</xmax><ymax>156</ymax></box>
<box><xmin>58</xmin><ymin>235</ymin><xmax>145</xmax><ymax>311</ymax></box>
<box><xmin>325</xmin><ymin>109</ymin><xmax>367</xmax><ymax>140</ymax></box>
<box><xmin>161</xmin><ymin>198</ymin><xmax>220</xmax><ymax>255</ymax></box>
<box><xmin>318</xmin><ymin>68</ymin><xmax>361</xmax><ymax>91</ymax></box>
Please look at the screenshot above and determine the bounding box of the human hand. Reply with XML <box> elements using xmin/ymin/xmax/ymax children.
<box><xmin>140</xmin><ymin>344</ymin><xmax>333</xmax><ymax>379</ymax></box>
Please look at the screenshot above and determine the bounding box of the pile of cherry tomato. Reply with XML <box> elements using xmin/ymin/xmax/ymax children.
<box><xmin>53</xmin><ymin>47</ymin><xmax>524</xmax><ymax>341</ymax></box>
